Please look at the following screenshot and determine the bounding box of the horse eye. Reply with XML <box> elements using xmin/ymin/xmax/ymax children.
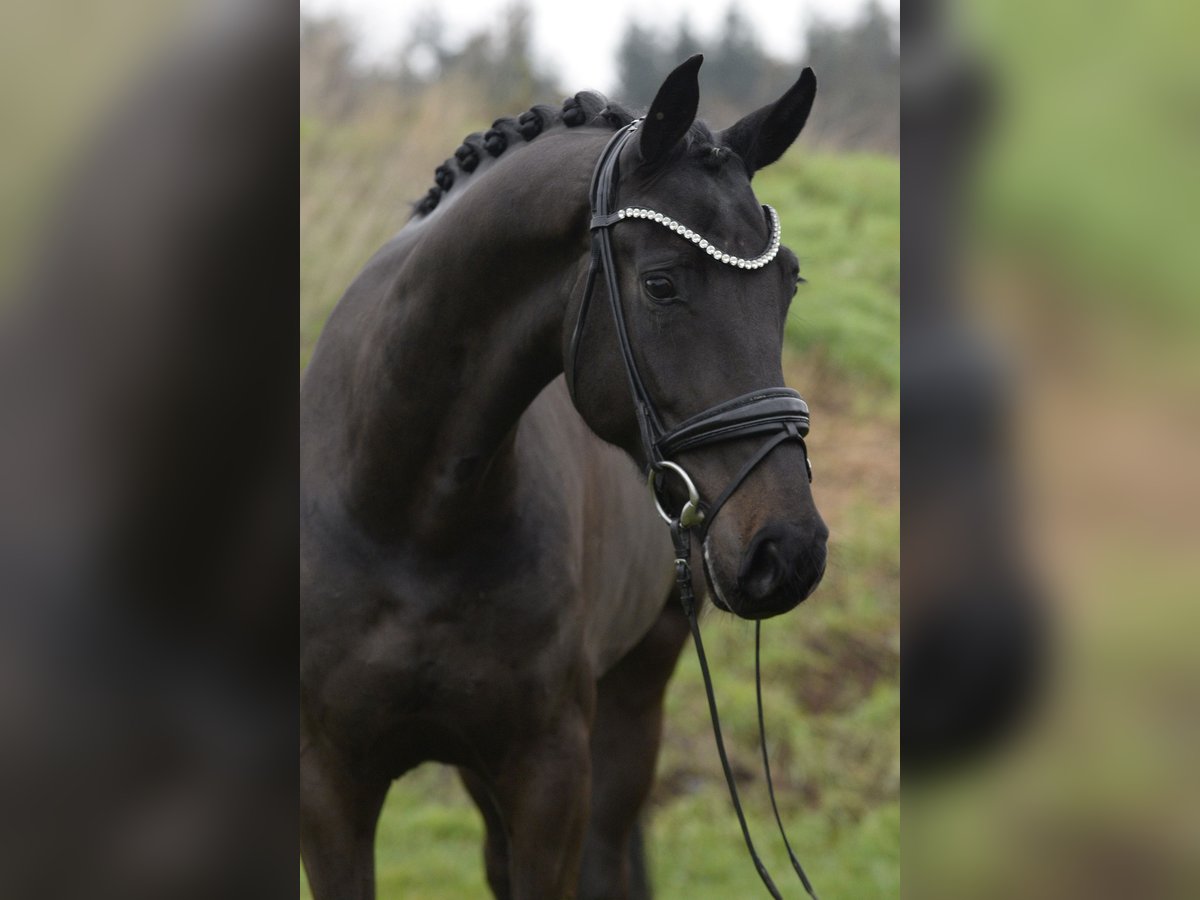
<box><xmin>643</xmin><ymin>275</ymin><xmax>676</xmax><ymax>300</ymax></box>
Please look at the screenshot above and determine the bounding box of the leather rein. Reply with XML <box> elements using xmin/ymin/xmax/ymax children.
<box><xmin>566</xmin><ymin>119</ymin><xmax>820</xmax><ymax>899</ymax></box>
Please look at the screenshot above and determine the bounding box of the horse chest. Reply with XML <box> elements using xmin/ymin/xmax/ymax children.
<box><xmin>302</xmin><ymin>523</ymin><xmax>589</xmax><ymax>758</ymax></box>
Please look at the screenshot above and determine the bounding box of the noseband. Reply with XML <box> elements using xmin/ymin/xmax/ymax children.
<box><xmin>567</xmin><ymin>120</ymin><xmax>820</xmax><ymax>899</ymax></box>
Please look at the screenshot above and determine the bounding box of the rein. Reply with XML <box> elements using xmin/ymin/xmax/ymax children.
<box><xmin>568</xmin><ymin>120</ymin><xmax>820</xmax><ymax>899</ymax></box>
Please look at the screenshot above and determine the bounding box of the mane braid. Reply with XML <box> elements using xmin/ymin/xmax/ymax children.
<box><xmin>411</xmin><ymin>91</ymin><xmax>636</xmax><ymax>218</ymax></box>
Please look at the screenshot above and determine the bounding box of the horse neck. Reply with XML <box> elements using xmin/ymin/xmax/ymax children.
<box><xmin>310</xmin><ymin>132</ymin><xmax>601</xmax><ymax>545</ymax></box>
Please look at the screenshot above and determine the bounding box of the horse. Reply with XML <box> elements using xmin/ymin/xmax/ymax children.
<box><xmin>300</xmin><ymin>55</ymin><xmax>827</xmax><ymax>899</ymax></box>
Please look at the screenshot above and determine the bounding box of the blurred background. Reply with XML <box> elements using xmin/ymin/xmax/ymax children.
<box><xmin>1</xmin><ymin>2</ymin><xmax>294</xmax><ymax>898</ymax></box>
<box><xmin>300</xmin><ymin>0</ymin><xmax>899</xmax><ymax>897</ymax></box>
<box><xmin>903</xmin><ymin>0</ymin><xmax>1200</xmax><ymax>897</ymax></box>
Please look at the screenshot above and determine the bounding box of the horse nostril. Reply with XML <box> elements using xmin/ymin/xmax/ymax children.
<box><xmin>738</xmin><ymin>523</ymin><xmax>828</xmax><ymax>609</ymax></box>
<box><xmin>739</xmin><ymin>533</ymin><xmax>788</xmax><ymax>601</ymax></box>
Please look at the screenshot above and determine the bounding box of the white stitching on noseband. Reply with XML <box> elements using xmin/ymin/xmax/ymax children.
<box><xmin>616</xmin><ymin>204</ymin><xmax>782</xmax><ymax>269</ymax></box>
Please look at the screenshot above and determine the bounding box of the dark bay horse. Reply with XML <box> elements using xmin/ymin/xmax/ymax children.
<box><xmin>301</xmin><ymin>56</ymin><xmax>826</xmax><ymax>899</ymax></box>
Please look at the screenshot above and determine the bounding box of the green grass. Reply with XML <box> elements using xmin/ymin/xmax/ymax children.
<box><xmin>301</xmin><ymin>116</ymin><xmax>898</xmax><ymax>897</ymax></box>
<box><xmin>960</xmin><ymin>0</ymin><xmax>1200</xmax><ymax>337</ymax></box>
<box><xmin>758</xmin><ymin>153</ymin><xmax>901</xmax><ymax>392</ymax></box>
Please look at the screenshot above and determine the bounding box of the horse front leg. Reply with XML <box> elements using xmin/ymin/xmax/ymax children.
<box><xmin>491</xmin><ymin>705</ymin><xmax>593</xmax><ymax>900</ymax></box>
<box><xmin>579</xmin><ymin>599</ymin><xmax>690</xmax><ymax>900</ymax></box>
<box><xmin>300</xmin><ymin>734</ymin><xmax>390</xmax><ymax>900</ymax></box>
<box><xmin>459</xmin><ymin>767</ymin><xmax>514</xmax><ymax>900</ymax></box>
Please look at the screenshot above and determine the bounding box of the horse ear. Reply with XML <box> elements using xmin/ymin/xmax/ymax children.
<box><xmin>719</xmin><ymin>68</ymin><xmax>816</xmax><ymax>175</ymax></box>
<box><xmin>638</xmin><ymin>55</ymin><xmax>703</xmax><ymax>167</ymax></box>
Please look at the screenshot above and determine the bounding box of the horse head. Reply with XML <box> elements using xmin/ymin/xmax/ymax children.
<box><xmin>566</xmin><ymin>56</ymin><xmax>827</xmax><ymax>620</ymax></box>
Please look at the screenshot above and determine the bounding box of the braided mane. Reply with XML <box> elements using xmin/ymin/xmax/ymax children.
<box><xmin>412</xmin><ymin>91</ymin><xmax>636</xmax><ymax>218</ymax></box>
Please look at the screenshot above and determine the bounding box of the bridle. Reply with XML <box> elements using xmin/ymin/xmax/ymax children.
<box><xmin>567</xmin><ymin>119</ymin><xmax>821</xmax><ymax>899</ymax></box>
<box><xmin>566</xmin><ymin>118</ymin><xmax>813</xmax><ymax>539</ymax></box>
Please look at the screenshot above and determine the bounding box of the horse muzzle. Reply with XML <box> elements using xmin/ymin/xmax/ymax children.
<box><xmin>711</xmin><ymin>519</ymin><xmax>828</xmax><ymax>620</ymax></box>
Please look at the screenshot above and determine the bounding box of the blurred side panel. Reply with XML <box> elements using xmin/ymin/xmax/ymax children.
<box><xmin>901</xmin><ymin>0</ymin><xmax>1046</xmax><ymax>781</ymax></box>
<box><xmin>903</xmin><ymin>0</ymin><xmax>1200</xmax><ymax>897</ymax></box>
<box><xmin>0</xmin><ymin>2</ymin><xmax>297</xmax><ymax>898</ymax></box>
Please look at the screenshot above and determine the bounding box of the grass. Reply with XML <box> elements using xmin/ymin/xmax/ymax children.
<box><xmin>301</xmin><ymin>109</ymin><xmax>898</xmax><ymax>897</ymax></box>
<box><xmin>759</xmin><ymin>154</ymin><xmax>901</xmax><ymax>393</ymax></box>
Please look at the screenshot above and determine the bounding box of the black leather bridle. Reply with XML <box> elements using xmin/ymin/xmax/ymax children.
<box><xmin>567</xmin><ymin>119</ymin><xmax>813</xmax><ymax>539</ymax></box>
<box><xmin>567</xmin><ymin>119</ymin><xmax>821</xmax><ymax>899</ymax></box>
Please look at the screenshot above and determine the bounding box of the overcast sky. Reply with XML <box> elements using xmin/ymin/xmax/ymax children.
<box><xmin>301</xmin><ymin>0</ymin><xmax>899</xmax><ymax>94</ymax></box>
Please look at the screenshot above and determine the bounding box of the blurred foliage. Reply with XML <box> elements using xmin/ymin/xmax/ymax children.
<box><xmin>965</xmin><ymin>0</ymin><xmax>1200</xmax><ymax>336</ymax></box>
<box><xmin>805</xmin><ymin>2</ymin><xmax>900</xmax><ymax>152</ymax></box>
<box><xmin>760</xmin><ymin>153</ymin><xmax>900</xmax><ymax>393</ymax></box>
<box><xmin>615</xmin><ymin>1</ymin><xmax>898</xmax><ymax>151</ymax></box>
<box><xmin>618</xmin><ymin>6</ymin><xmax>771</xmax><ymax>114</ymax></box>
<box><xmin>301</xmin><ymin>2</ymin><xmax>897</xmax><ymax>153</ymax></box>
<box><xmin>301</xmin><ymin>4</ymin><xmax>557</xmax><ymax>124</ymax></box>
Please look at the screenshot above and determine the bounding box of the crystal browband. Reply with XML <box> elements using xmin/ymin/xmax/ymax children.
<box><xmin>614</xmin><ymin>204</ymin><xmax>782</xmax><ymax>269</ymax></box>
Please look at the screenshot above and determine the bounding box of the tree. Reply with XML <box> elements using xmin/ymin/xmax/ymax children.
<box><xmin>672</xmin><ymin>16</ymin><xmax>702</xmax><ymax>65</ymax></box>
<box><xmin>708</xmin><ymin>6</ymin><xmax>767</xmax><ymax>107</ymax></box>
<box><xmin>300</xmin><ymin>15</ymin><xmax>359</xmax><ymax>120</ymax></box>
<box><xmin>398</xmin><ymin>8</ymin><xmax>450</xmax><ymax>85</ymax></box>
<box><xmin>616</xmin><ymin>22</ymin><xmax>666</xmax><ymax>107</ymax></box>
<box><xmin>432</xmin><ymin>1</ymin><xmax>558</xmax><ymax>111</ymax></box>
<box><xmin>805</xmin><ymin>0</ymin><xmax>899</xmax><ymax>150</ymax></box>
